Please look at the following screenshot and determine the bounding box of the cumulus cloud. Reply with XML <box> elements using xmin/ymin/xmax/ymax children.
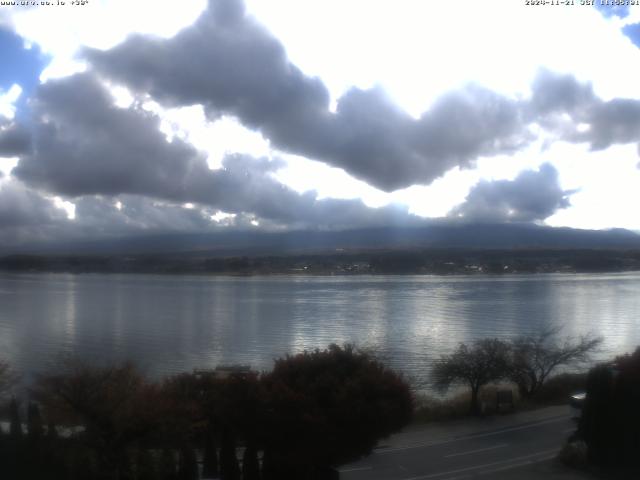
<box><xmin>0</xmin><ymin>181</ymin><xmax>422</xmax><ymax>253</ymax></box>
<box><xmin>70</xmin><ymin>195</ymin><xmax>251</xmax><ymax>239</ymax></box>
<box><xmin>83</xmin><ymin>2</ymin><xmax>640</xmax><ymax>193</ymax></box>
<box><xmin>0</xmin><ymin>180</ymin><xmax>223</xmax><ymax>249</ymax></box>
<box><xmin>3</xmin><ymin>1</ymin><xmax>638</xmax><ymax>250</ymax></box>
<box><xmin>0</xmin><ymin>179</ymin><xmax>70</xmax><ymax>247</ymax></box>
<box><xmin>448</xmin><ymin>163</ymin><xmax>574</xmax><ymax>223</ymax></box>
<box><xmin>529</xmin><ymin>69</ymin><xmax>640</xmax><ymax>151</ymax></box>
<box><xmin>327</xmin><ymin>85</ymin><xmax>527</xmax><ymax>191</ymax></box>
<box><xmin>10</xmin><ymin>72</ymin><xmax>421</xmax><ymax>232</ymax></box>
<box><xmin>529</xmin><ymin>69</ymin><xmax>596</xmax><ymax>117</ymax></box>
<box><xmin>0</xmin><ymin>120</ymin><xmax>32</xmax><ymax>156</ymax></box>
<box><xmin>13</xmin><ymin>73</ymin><xmax>211</xmax><ymax>199</ymax></box>
<box><xmin>86</xmin><ymin>0</ymin><xmax>531</xmax><ymax>191</ymax></box>
<box><xmin>580</xmin><ymin>98</ymin><xmax>640</xmax><ymax>150</ymax></box>
<box><xmin>0</xmin><ymin>179</ymin><xmax>66</xmax><ymax>227</ymax></box>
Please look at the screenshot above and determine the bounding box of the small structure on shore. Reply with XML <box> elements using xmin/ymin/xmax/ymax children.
<box><xmin>193</xmin><ymin>365</ymin><xmax>253</xmax><ymax>380</ymax></box>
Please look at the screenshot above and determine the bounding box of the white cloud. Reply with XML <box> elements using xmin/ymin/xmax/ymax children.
<box><xmin>546</xmin><ymin>143</ymin><xmax>640</xmax><ymax>230</ymax></box>
<box><xmin>244</xmin><ymin>0</ymin><xmax>640</xmax><ymax>114</ymax></box>
<box><xmin>0</xmin><ymin>84</ymin><xmax>22</xmax><ymax>119</ymax></box>
<box><xmin>53</xmin><ymin>196</ymin><xmax>76</xmax><ymax>220</ymax></box>
<box><xmin>3</xmin><ymin>0</ymin><xmax>640</xmax><ymax>230</ymax></box>
<box><xmin>10</xmin><ymin>0</ymin><xmax>208</xmax><ymax>80</ymax></box>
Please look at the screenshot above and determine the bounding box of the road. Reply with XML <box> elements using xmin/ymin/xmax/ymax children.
<box><xmin>339</xmin><ymin>407</ymin><xmax>577</xmax><ymax>480</ymax></box>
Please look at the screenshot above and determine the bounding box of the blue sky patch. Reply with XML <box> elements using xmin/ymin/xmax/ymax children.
<box><xmin>594</xmin><ymin>3</ymin><xmax>630</xmax><ymax>19</ymax></box>
<box><xmin>622</xmin><ymin>22</ymin><xmax>640</xmax><ymax>48</ymax></box>
<box><xmin>0</xmin><ymin>28</ymin><xmax>49</xmax><ymax>118</ymax></box>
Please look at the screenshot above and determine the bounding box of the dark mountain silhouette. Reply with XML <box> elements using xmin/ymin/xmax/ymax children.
<box><xmin>5</xmin><ymin>222</ymin><xmax>640</xmax><ymax>256</ymax></box>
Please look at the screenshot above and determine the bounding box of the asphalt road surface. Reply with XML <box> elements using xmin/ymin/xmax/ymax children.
<box><xmin>339</xmin><ymin>409</ymin><xmax>575</xmax><ymax>480</ymax></box>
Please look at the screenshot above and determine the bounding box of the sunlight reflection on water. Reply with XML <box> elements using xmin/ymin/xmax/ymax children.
<box><xmin>1</xmin><ymin>272</ymin><xmax>639</xmax><ymax>388</ymax></box>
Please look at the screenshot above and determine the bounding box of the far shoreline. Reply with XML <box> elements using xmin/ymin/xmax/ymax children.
<box><xmin>1</xmin><ymin>248</ymin><xmax>640</xmax><ymax>276</ymax></box>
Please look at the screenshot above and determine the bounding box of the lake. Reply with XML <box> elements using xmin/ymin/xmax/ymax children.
<box><xmin>1</xmin><ymin>272</ymin><xmax>639</xmax><ymax>387</ymax></box>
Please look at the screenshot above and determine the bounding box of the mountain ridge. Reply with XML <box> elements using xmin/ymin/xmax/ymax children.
<box><xmin>4</xmin><ymin>222</ymin><xmax>640</xmax><ymax>257</ymax></box>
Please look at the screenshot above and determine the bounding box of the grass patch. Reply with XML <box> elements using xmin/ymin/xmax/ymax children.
<box><xmin>413</xmin><ymin>384</ymin><xmax>519</xmax><ymax>423</ymax></box>
<box><xmin>412</xmin><ymin>373</ymin><xmax>588</xmax><ymax>424</ymax></box>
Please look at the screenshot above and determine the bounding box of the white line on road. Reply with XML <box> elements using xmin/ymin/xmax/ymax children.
<box><xmin>401</xmin><ymin>448</ymin><xmax>558</xmax><ymax>480</ymax></box>
<box><xmin>443</xmin><ymin>443</ymin><xmax>508</xmax><ymax>458</ymax></box>
<box><xmin>338</xmin><ymin>466</ymin><xmax>372</xmax><ymax>473</ymax></box>
<box><xmin>472</xmin><ymin>453</ymin><xmax>557</xmax><ymax>478</ymax></box>
<box><xmin>376</xmin><ymin>415</ymin><xmax>569</xmax><ymax>454</ymax></box>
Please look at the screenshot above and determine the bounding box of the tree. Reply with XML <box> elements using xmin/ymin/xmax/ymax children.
<box><xmin>159</xmin><ymin>372</ymin><xmax>206</xmax><ymax>449</ymax></box>
<box><xmin>433</xmin><ymin>338</ymin><xmax>510</xmax><ymax>415</ymax></box>
<box><xmin>33</xmin><ymin>360</ymin><xmax>169</xmax><ymax>479</ymax></box>
<box><xmin>27</xmin><ymin>402</ymin><xmax>44</xmax><ymax>441</ymax></box>
<box><xmin>178</xmin><ymin>445</ymin><xmax>199</xmax><ymax>480</ymax></box>
<box><xmin>0</xmin><ymin>359</ymin><xmax>18</xmax><ymax>399</ymax></box>
<box><xmin>161</xmin><ymin>369</ymin><xmax>264</xmax><ymax>479</ymax></box>
<box><xmin>242</xmin><ymin>442</ymin><xmax>260</xmax><ymax>480</ymax></box>
<box><xmin>136</xmin><ymin>447</ymin><xmax>157</xmax><ymax>480</ymax></box>
<box><xmin>201</xmin><ymin>428</ymin><xmax>219</xmax><ymax>478</ymax></box>
<box><xmin>580</xmin><ymin>347</ymin><xmax>640</xmax><ymax>470</ymax></box>
<box><xmin>263</xmin><ymin>344</ymin><xmax>413</xmax><ymax>478</ymax></box>
<box><xmin>219</xmin><ymin>426</ymin><xmax>241</xmax><ymax>480</ymax></box>
<box><xmin>9</xmin><ymin>396</ymin><xmax>23</xmax><ymax>439</ymax></box>
<box><xmin>159</xmin><ymin>448</ymin><xmax>178</xmax><ymax>480</ymax></box>
<box><xmin>508</xmin><ymin>327</ymin><xmax>602</xmax><ymax>398</ymax></box>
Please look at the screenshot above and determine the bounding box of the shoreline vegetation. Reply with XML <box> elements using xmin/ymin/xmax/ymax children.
<box><xmin>413</xmin><ymin>373</ymin><xmax>587</xmax><ymax>424</ymax></box>
<box><xmin>0</xmin><ymin>345</ymin><xmax>414</xmax><ymax>480</ymax></box>
<box><xmin>1</xmin><ymin>248</ymin><xmax>640</xmax><ymax>275</ymax></box>
<box><xmin>0</xmin><ymin>332</ymin><xmax>606</xmax><ymax>479</ymax></box>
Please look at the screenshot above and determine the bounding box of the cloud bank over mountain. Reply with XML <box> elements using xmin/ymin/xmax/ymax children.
<box><xmin>448</xmin><ymin>163</ymin><xmax>574</xmax><ymax>223</ymax></box>
<box><xmin>86</xmin><ymin>0</ymin><xmax>529</xmax><ymax>192</ymax></box>
<box><xmin>1</xmin><ymin>0</ymin><xmax>639</xmax><ymax>250</ymax></box>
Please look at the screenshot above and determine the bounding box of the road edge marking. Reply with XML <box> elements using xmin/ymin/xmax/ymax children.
<box><xmin>377</xmin><ymin>415</ymin><xmax>569</xmax><ymax>454</ymax></box>
<box><xmin>443</xmin><ymin>443</ymin><xmax>508</xmax><ymax>458</ymax></box>
<box><xmin>401</xmin><ymin>448</ymin><xmax>558</xmax><ymax>480</ymax></box>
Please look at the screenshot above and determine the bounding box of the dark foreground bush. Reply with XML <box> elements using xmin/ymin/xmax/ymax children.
<box><xmin>579</xmin><ymin>347</ymin><xmax>640</xmax><ymax>472</ymax></box>
<box><xmin>0</xmin><ymin>344</ymin><xmax>413</xmax><ymax>480</ymax></box>
<box><xmin>262</xmin><ymin>344</ymin><xmax>414</xmax><ymax>478</ymax></box>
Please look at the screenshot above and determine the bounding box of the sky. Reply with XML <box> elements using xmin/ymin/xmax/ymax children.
<box><xmin>1</xmin><ymin>0</ymin><xmax>640</xmax><ymax>251</ymax></box>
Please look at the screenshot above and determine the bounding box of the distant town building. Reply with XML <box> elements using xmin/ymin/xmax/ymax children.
<box><xmin>193</xmin><ymin>365</ymin><xmax>253</xmax><ymax>380</ymax></box>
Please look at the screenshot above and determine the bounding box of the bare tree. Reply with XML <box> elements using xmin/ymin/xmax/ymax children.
<box><xmin>33</xmin><ymin>360</ymin><xmax>170</xmax><ymax>478</ymax></box>
<box><xmin>432</xmin><ymin>338</ymin><xmax>510</xmax><ymax>415</ymax></box>
<box><xmin>0</xmin><ymin>359</ymin><xmax>19</xmax><ymax>399</ymax></box>
<box><xmin>508</xmin><ymin>327</ymin><xmax>602</xmax><ymax>399</ymax></box>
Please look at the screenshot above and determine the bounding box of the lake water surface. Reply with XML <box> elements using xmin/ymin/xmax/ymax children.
<box><xmin>1</xmin><ymin>272</ymin><xmax>639</xmax><ymax>387</ymax></box>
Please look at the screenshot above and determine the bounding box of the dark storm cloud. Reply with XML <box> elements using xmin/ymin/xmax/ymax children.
<box><xmin>202</xmin><ymin>154</ymin><xmax>420</xmax><ymax>229</ymax></box>
<box><xmin>448</xmin><ymin>163</ymin><xmax>574</xmax><ymax>223</ymax></box>
<box><xmin>13</xmin><ymin>73</ymin><xmax>212</xmax><ymax>199</ymax></box>
<box><xmin>85</xmin><ymin>0</ymin><xmax>331</xmax><ymax>134</ymax></box>
<box><xmin>0</xmin><ymin>179</ymin><xmax>65</xmax><ymax>227</ymax></box>
<box><xmin>5</xmin><ymin>0</ymin><xmax>638</xmax><ymax>249</ymax></box>
<box><xmin>0</xmin><ymin>179</ymin><xmax>70</xmax><ymax>247</ymax></box>
<box><xmin>0</xmin><ymin>178</ymin><xmax>421</xmax><ymax>252</ymax></box>
<box><xmin>578</xmin><ymin>98</ymin><xmax>640</xmax><ymax>150</ymax></box>
<box><xmin>11</xmin><ymin>72</ymin><xmax>421</xmax><ymax>230</ymax></box>
<box><xmin>72</xmin><ymin>195</ymin><xmax>221</xmax><ymax>235</ymax></box>
<box><xmin>0</xmin><ymin>119</ymin><xmax>31</xmax><ymax>156</ymax></box>
<box><xmin>529</xmin><ymin>69</ymin><xmax>640</xmax><ymax>151</ymax></box>
<box><xmin>74</xmin><ymin>193</ymin><xmax>418</xmax><ymax>235</ymax></box>
<box><xmin>86</xmin><ymin>0</ymin><xmax>530</xmax><ymax>191</ymax></box>
<box><xmin>326</xmin><ymin>85</ymin><xmax>527</xmax><ymax>190</ymax></box>
<box><xmin>529</xmin><ymin>69</ymin><xmax>596</xmax><ymax>117</ymax></box>
<box><xmin>0</xmin><ymin>180</ymin><xmax>224</xmax><ymax>249</ymax></box>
